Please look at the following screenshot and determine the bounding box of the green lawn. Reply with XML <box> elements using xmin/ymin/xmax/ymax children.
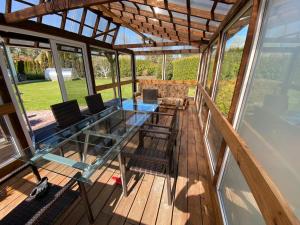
<box><xmin>17</xmin><ymin>79</ymin><xmax>119</xmax><ymax>111</ymax></box>
<box><xmin>17</xmin><ymin>78</ymin><xmax>195</xmax><ymax>111</ymax></box>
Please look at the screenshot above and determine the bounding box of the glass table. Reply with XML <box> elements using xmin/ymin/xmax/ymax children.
<box><xmin>17</xmin><ymin>101</ymin><xmax>159</xmax><ymax>223</ymax></box>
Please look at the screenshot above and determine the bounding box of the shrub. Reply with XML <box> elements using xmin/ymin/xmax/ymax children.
<box><xmin>25</xmin><ymin>73</ymin><xmax>44</xmax><ymax>80</ymax></box>
<box><xmin>172</xmin><ymin>56</ymin><xmax>199</xmax><ymax>80</ymax></box>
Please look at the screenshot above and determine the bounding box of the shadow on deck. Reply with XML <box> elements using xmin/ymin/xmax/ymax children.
<box><xmin>0</xmin><ymin>104</ymin><xmax>217</xmax><ymax>225</ymax></box>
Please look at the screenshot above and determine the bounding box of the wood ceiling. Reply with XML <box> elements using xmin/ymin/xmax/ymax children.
<box><xmin>3</xmin><ymin>0</ymin><xmax>238</xmax><ymax>52</ymax></box>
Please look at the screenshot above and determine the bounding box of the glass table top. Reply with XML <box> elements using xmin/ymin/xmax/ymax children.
<box><xmin>121</xmin><ymin>99</ymin><xmax>158</xmax><ymax>112</ymax></box>
<box><xmin>18</xmin><ymin>102</ymin><xmax>157</xmax><ymax>184</ymax></box>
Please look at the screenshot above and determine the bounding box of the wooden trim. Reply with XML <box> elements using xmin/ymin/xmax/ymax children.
<box><xmin>0</xmin><ymin>103</ymin><xmax>15</xmax><ymax>116</ymax></box>
<box><xmin>79</xmin><ymin>8</ymin><xmax>87</xmax><ymax>35</ymax></box>
<box><xmin>95</xmin><ymin>79</ymin><xmax>133</xmax><ymax>91</ymax></box>
<box><xmin>213</xmin><ymin>0</ymin><xmax>259</xmax><ymax>185</ymax></box>
<box><xmin>198</xmin><ymin>84</ymin><xmax>300</xmax><ymax>225</ymax></box>
<box><xmin>4</xmin><ymin>0</ymin><xmax>119</xmax><ymax>23</ymax></box>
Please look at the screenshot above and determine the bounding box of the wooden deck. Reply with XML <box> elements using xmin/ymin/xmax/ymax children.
<box><xmin>0</xmin><ymin>104</ymin><xmax>216</xmax><ymax>225</ymax></box>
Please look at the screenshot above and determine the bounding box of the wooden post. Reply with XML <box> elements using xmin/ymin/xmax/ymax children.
<box><xmin>115</xmin><ymin>51</ymin><xmax>122</xmax><ymax>101</ymax></box>
<box><xmin>131</xmin><ymin>53</ymin><xmax>137</xmax><ymax>93</ymax></box>
<box><xmin>86</xmin><ymin>44</ymin><xmax>96</xmax><ymax>94</ymax></box>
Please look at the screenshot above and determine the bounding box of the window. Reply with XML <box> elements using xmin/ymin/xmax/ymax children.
<box><xmin>235</xmin><ymin>0</ymin><xmax>300</xmax><ymax>219</ymax></box>
<box><xmin>219</xmin><ymin>154</ymin><xmax>265</xmax><ymax>225</ymax></box>
<box><xmin>119</xmin><ymin>54</ymin><xmax>133</xmax><ymax>99</ymax></box>
<box><xmin>91</xmin><ymin>48</ymin><xmax>118</xmax><ymax>102</ymax></box>
<box><xmin>205</xmin><ymin>8</ymin><xmax>251</xmax><ymax>170</ymax></box>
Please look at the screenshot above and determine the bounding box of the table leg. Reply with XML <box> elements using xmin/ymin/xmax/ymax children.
<box><xmin>30</xmin><ymin>165</ymin><xmax>41</xmax><ymax>182</ymax></box>
<box><xmin>118</xmin><ymin>154</ymin><xmax>128</xmax><ymax>197</ymax></box>
<box><xmin>78</xmin><ymin>180</ymin><xmax>94</xmax><ymax>224</ymax></box>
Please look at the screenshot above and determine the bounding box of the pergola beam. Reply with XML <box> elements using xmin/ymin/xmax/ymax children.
<box><xmin>114</xmin><ymin>42</ymin><xmax>207</xmax><ymax>49</ymax></box>
<box><xmin>134</xmin><ymin>48</ymin><xmax>201</xmax><ymax>55</ymax></box>
<box><xmin>106</xmin><ymin>3</ymin><xmax>218</xmax><ymax>33</ymax></box>
<box><xmin>4</xmin><ymin>0</ymin><xmax>119</xmax><ymax>23</ymax></box>
<box><xmin>94</xmin><ymin>4</ymin><xmax>155</xmax><ymax>43</ymax></box>
<box><xmin>126</xmin><ymin>0</ymin><xmax>227</xmax><ymax>21</ymax></box>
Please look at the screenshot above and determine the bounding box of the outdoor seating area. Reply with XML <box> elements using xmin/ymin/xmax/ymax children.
<box><xmin>0</xmin><ymin>0</ymin><xmax>300</xmax><ymax>225</ymax></box>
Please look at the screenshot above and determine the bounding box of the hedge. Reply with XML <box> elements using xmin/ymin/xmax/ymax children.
<box><xmin>172</xmin><ymin>56</ymin><xmax>199</xmax><ymax>80</ymax></box>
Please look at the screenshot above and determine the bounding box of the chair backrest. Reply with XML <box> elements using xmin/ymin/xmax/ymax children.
<box><xmin>143</xmin><ymin>89</ymin><xmax>158</xmax><ymax>103</ymax></box>
<box><xmin>50</xmin><ymin>100</ymin><xmax>83</xmax><ymax>129</ymax></box>
<box><xmin>85</xmin><ymin>93</ymin><xmax>105</xmax><ymax>114</ymax></box>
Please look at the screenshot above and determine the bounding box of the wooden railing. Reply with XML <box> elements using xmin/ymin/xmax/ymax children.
<box><xmin>197</xmin><ymin>84</ymin><xmax>300</xmax><ymax>225</ymax></box>
<box><xmin>95</xmin><ymin>79</ymin><xmax>133</xmax><ymax>92</ymax></box>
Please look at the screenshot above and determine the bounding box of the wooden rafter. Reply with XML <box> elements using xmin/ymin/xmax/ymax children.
<box><xmin>114</xmin><ymin>42</ymin><xmax>206</xmax><ymax>49</ymax></box>
<box><xmin>106</xmin><ymin>2</ymin><xmax>218</xmax><ymax>33</ymax></box>
<box><xmin>134</xmin><ymin>48</ymin><xmax>201</xmax><ymax>55</ymax></box>
<box><xmin>4</xmin><ymin>0</ymin><xmax>119</xmax><ymax>23</ymax></box>
<box><xmin>125</xmin><ymin>0</ymin><xmax>227</xmax><ymax>21</ymax></box>
<box><xmin>93</xmin><ymin>4</ymin><xmax>155</xmax><ymax>43</ymax></box>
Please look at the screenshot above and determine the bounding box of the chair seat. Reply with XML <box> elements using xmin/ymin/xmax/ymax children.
<box><xmin>125</xmin><ymin>147</ymin><xmax>168</xmax><ymax>176</ymax></box>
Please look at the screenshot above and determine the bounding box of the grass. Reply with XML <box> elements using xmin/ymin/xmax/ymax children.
<box><xmin>17</xmin><ymin>78</ymin><xmax>195</xmax><ymax>111</ymax></box>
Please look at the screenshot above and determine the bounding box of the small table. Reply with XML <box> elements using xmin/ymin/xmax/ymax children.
<box><xmin>17</xmin><ymin>102</ymin><xmax>158</xmax><ymax>223</ymax></box>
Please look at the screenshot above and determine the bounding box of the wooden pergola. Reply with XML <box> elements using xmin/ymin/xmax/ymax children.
<box><xmin>1</xmin><ymin>1</ymin><xmax>300</xmax><ymax>225</ymax></box>
<box><xmin>2</xmin><ymin>0</ymin><xmax>238</xmax><ymax>54</ymax></box>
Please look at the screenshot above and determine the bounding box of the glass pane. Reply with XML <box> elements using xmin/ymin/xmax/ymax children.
<box><xmin>206</xmin><ymin>8</ymin><xmax>251</xmax><ymax>170</ymax></box>
<box><xmin>206</xmin><ymin>116</ymin><xmax>223</xmax><ymax>168</ymax></box>
<box><xmin>237</xmin><ymin>0</ymin><xmax>300</xmax><ymax>219</ymax></box>
<box><xmin>0</xmin><ymin>2</ymin><xmax>5</xmax><ymax>13</ymax></box>
<box><xmin>84</xmin><ymin>10</ymin><xmax>97</xmax><ymax>27</ymax></box>
<box><xmin>119</xmin><ymin>54</ymin><xmax>133</xmax><ymax>99</ymax></box>
<box><xmin>115</xmin><ymin>27</ymin><xmax>144</xmax><ymax>45</ymax></box>
<box><xmin>219</xmin><ymin>153</ymin><xmax>265</xmax><ymax>225</ymax></box>
<box><xmin>205</xmin><ymin>43</ymin><xmax>217</xmax><ymax>92</ymax></box>
<box><xmin>42</xmin><ymin>14</ymin><xmax>62</xmax><ymax>28</ymax></box>
<box><xmin>56</xmin><ymin>44</ymin><xmax>89</xmax><ymax>107</ymax></box>
<box><xmin>0</xmin><ymin>116</ymin><xmax>21</xmax><ymax>167</ymax></box>
<box><xmin>215</xmin><ymin>9</ymin><xmax>251</xmax><ymax>116</ymax></box>
<box><xmin>119</xmin><ymin>54</ymin><xmax>132</xmax><ymax>81</ymax></box>
<box><xmin>136</xmin><ymin>55</ymin><xmax>163</xmax><ymax>80</ymax></box>
<box><xmin>67</xmin><ymin>8</ymin><xmax>83</xmax><ymax>22</ymax></box>
<box><xmin>65</xmin><ymin>19</ymin><xmax>80</xmax><ymax>33</ymax></box>
<box><xmin>91</xmin><ymin>47</ymin><xmax>118</xmax><ymax>102</ymax></box>
<box><xmin>121</xmin><ymin>83</ymin><xmax>133</xmax><ymax>99</ymax></box>
<box><xmin>7</xmin><ymin>45</ymin><xmax>62</xmax><ymax>132</ymax></box>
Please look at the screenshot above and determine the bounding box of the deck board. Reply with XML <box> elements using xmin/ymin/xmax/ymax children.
<box><xmin>0</xmin><ymin>104</ymin><xmax>217</xmax><ymax>225</ymax></box>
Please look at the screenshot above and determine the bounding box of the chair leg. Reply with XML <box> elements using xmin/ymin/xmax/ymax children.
<box><xmin>118</xmin><ymin>154</ymin><xmax>128</xmax><ymax>197</ymax></box>
<box><xmin>167</xmin><ymin>173</ymin><xmax>172</xmax><ymax>205</ymax></box>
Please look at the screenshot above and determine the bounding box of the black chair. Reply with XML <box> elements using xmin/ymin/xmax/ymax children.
<box><xmin>143</xmin><ymin>89</ymin><xmax>158</xmax><ymax>103</ymax></box>
<box><xmin>85</xmin><ymin>93</ymin><xmax>106</xmax><ymax>115</ymax></box>
<box><xmin>119</xmin><ymin>105</ymin><xmax>179</xmax><ymax>205</ymax></box>
<box><xmin>50</xmin><ymin>100</ymin><xmax>84</xmax><ymax>129</ymax></box>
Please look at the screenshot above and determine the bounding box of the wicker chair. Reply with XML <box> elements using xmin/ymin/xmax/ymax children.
<box><xmin>119</xmin><ymin>105</ymin><xmax>179</xmax><ymax>205</ymax></box>
<box><xmin>85</xmin><ymin>93</ymin><xmax>106</xmax><ymax>115</ymax></box>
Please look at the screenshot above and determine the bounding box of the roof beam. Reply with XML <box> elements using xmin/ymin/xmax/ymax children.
<box><xmin>94</xmin><ymin>4</ymin><xmax>155</xmax><ymax>43</ymax></box>
<box><xmin>114</xmin><ymin>41</ymin><xmax>207</xmax><ymax>49</ymax></box>
<box><xmin>134</xmin><ymin>49</ymin><xmax>201</xmax><ymax>55</ymax></box>
<box><xmin>126</xmin><ymin>0</ymin><xmax>226</xmax><ymax>21</ymax></box>
<box><xmin>4</xmin><ymin>0</ymin><xmax>119</xmax><ymax>23</ymax></box>
<box><xmin>106</xmin><ymin>3</ymin><xmax>218</xmax><ymax>33</ymax></box>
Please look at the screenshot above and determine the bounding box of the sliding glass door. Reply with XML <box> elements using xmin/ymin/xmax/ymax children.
<box><xmin>51</xmin><ymin>40</ymin><xmax>93</xmax><ymax>108</ymax></box>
